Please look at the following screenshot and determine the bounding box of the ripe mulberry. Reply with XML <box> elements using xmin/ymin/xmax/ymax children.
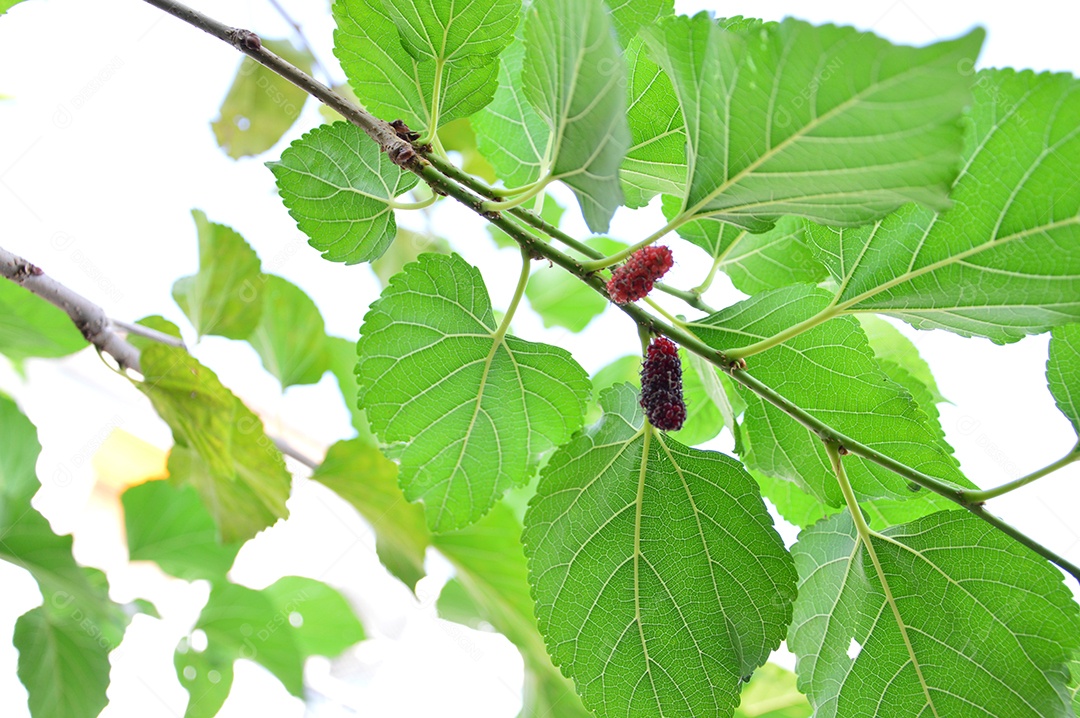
<box><xmin>640</xmin><ymin>336</ymin><xmax>686</xmax><ymax>431</ymax></box>
<box><xmin>606</xmin><ymin>246</ymin><xmax>673</xmax><ymax>304</ymax></box>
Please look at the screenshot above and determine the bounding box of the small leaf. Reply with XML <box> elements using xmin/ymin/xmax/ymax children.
<box><xmin>357</xmin><ymin>253</ymin><xmax>590</xmax><ymax>531</ymax></box>
<box><xmin>176</xmin><ymin>582</ymin><xmax>305</xmax><ymax>712</ymax></box>
<box><xmin>523</xmin><ymin>0</ymin><xmax>630</xmax><ymax>231</ymax></box>
<box><xmin>324</xmin><ymin>336</ymin><xmax>377</xmax><ymax>439</ymax></box>
<box><xmin>261</xmin><ymin>576</ymin><xmax>365</xmax><ymax>658</ymax></box>
<box><xmin>0</xmin><ymin>279</ymin><xmax>87</xmax><ymax>363</ymax></box>
<box><xmin>311</xmin><ymin>438</ymin><xmax>429</xmax><ymax>591</ymax></box>
<box><xmin>524</xmin><ymin>384</ymin><xmax>797</xmax><ymax>718</ymax></box>
<box><xmin>270</xmin><ymin>121</ymin><xmax>419</xmax><ymax>264</ymax></box>
<box><xmin>246</xmin><ymin>275</ymin><xmax>330</xmax><ymax>388</ymax></box>
<box><xmin>172</xmin><ymin>209</ymin><xmax>263</xmax><ymax>340</ymax></box>
<box><xmin>134</xmin><ymin>317</ymin><xmax>291</xmax><ymax>542</ymax></box>
<box><xmin>14</xmin><ymin>607</ymin><xmax>112</xmax><ymax>718</ymax></box>
<box><xmin>645</xmin><ymin>15</ymin><xmax>984</xmax><ymax>229</ymax></box>
<box><xmin>122</xmin><ymin>479</ymin><xmax>242</xmax><ymax>581</ymax></box>
<box><xmin>1048</xmin><ymin>324</ymin><xmax>1080</xmax><ymax>438</ymax></box>
<box><xmin>211</xmin><ymin>38</ymin><xmax>312</xmax><ymax>158</ymax></box>
<box><xmin>432</xmin><ymin>503</ymin><xmax>591</xmax><ymax>718</ymax></box>
<box><xmin>789</xmin><ymin>510</ymin><xmax>1080</xmax><ymax>717</ymax></box>
<box><xmin>333</xmin><ymin>0</ymin><xmax>503</xmax><ymax>135</ymax></box>
<box><xmin>805</xmin><ymin>70</ymin><xmax>1080</xmax><ymax>342</ymax></box>
<box><xmin>692</xmin><ymin>286</ymin><xmax>970</xmax><ymax>506</ymax></box>
<box><xmin>1</xmin><ymin>0</ymin><xmax>32</xmax><ymax>14</ymax></box>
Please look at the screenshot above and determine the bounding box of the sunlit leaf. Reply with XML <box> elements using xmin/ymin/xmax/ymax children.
<box><xmin>524</xmin><ymin>384</ymin><xmax>796</xmax><ymax>717</ymax></box>
<box><xmin>523</xmin><ymin>0</ymin><xmax>630</xmax><ymax>231</ymax></box>
<box><xmin>172</xmin><ymin>209</ymin><xmax>263</xmax><ymax>340</ymax></box>
<box><xmin>270</xmin><ymin>121</ymin><xmax>419</xmax><ymax>264</ymax></box>
<box><xmin>357</xmin><ymin>253</ymin><xmax>589</xmax><ymax>531</ymax></box>
<box><xmin>211</xmin><ymin>38</ymin><xmax>312</xmax><ymax>158</ymax></box>
<box><xmin>644</xmin><ymin>15</ymin><xmax>983</xmax><ymax>230</ymax></box>
<box><xmin>789</xmin><ymin>510</ymin><xmax>1080</xmax><ymax>717</ymax></box>
<box><xmin>0</xmin><ymin>279</ymin><xmax>87</xmax><ymax>363</ymax></box>
<box><xmin>805</xmin><ymin>70</ymin><xmax>1080</xmax><ymax>342</ymax></box>
<box><xmin>1048</xmin><ymin>324</ymin><xmax>1080</xmax><ymax>438</ymax></box>
<box><xmin>246</xmin><ymin>275</ymin><xmax>330</xmax><ymax>388</ymax></box>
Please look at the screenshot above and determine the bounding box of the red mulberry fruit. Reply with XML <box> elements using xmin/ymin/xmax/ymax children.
<box><xmin>606</xmin><ymin>246</ymin><xmax>673</xmax><ymax>304</ymax></box>
<box><xmin>640</xmin><ymin>336</ymin><xmax>686</xmax><ymax>431</ymax></box>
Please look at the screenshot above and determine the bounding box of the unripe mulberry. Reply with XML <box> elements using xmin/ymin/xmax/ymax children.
<box><xmin>640</xmin><ymin>336</ymin><xmax>686</xmax><ymax>431</ymax></box>
<box><xmin>606</xmin><ymin>246</ymin><xmax>673</xmax><ymax>304</ymax></box>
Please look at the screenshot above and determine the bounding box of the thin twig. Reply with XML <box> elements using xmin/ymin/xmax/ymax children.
<box><xmin>110</xmin><ymin>318</ymin><xmax>187</xmax><ymax>349</ymax></box>
<box><xmin>0</xmin><ymin>245</ymin><xmax>142</xmax><ymax>372</ymax></box>
<box><xmin>137</xmin><ymin>0</ymin><xmax>1080</xmax><ymax>582</ymax></box>
<box><xmin>266</xmin><ymin>0</ymin><xmax>333</xmax><ymax>84</ymax></box>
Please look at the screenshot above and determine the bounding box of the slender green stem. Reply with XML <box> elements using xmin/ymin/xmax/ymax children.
<box><xmin>643</xmin><ymin>296</ymin><xmax>686</xmax><ymax>327</ymax></box>
<box><xmin>693</xmin><ymin>254</ymin><xmax>724</xmax><ymax>296</ymax></box>
<box><xmin>581</xmin><ymin>213</ymin><xmax>689</xmax><ymax>271</ymax></box>
<box><xmin>481</xmin><ymin>176</ymin><xmax>552</xmax><ymax>212</ymax></box>
<box><xmin>492</xmin><ymin>247</ymin><xmax>532</xmax><ymax>343</ymax></box>
<box><xmin>826</xmin><ymin>442</ymin><xmax>939</xmax><ymax>715</ymax></box>
<box><xmin>654</xmin><ymin>282</ymin><xmax>716</xmax><ymax>314</ymax></box>
<box><xmin>961</xmin><ymin>443</ymin><xmax>1080</xmax><ymax>503</ymax></box>
<box><xmin>386</xmin><ymin>194</ymin><xmax>437</xmax><ymax>211</ymax></box>
<box><xmin>417</xmin><ymin>59</ymin><xmax>445</xmax><ymax>146</ymax></box>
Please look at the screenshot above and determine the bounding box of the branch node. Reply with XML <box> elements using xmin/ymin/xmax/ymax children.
<box><xmin>228</xmin><ymin>28</ymin><xmax>261</xmax><ymax>51</ymax></box>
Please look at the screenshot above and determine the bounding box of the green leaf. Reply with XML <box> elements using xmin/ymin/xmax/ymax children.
<box><xmin>603</xmin><ymin>0</ymin><xmax>672</xmax><ymax>46</ymax></box>
<box><xmin>134</xmin><ymin>317</ymin><xmax>291</xmax><ymax>542</ymax></box>
<box><xmin>269</xmin><ymin>121</ymin><xmax>419</xmax><ymax>264</ymax></box>
<box><xmin>753</xmin><ymin>470</ymin><xmax>839</xmax><ymax>529</ymax></box>
<box><xmin>1</xmin><ymin>0</ymin><xmax>31</xmax><ymax>14</ymax></box>
<box><xmin>691</xmin><ymin>285</ymin><xmax>970</xmax><ymax>506</ymax></box>
<box><xmin>2</xmin><ymin>398</ymin><xmax>131</xmax><ymax>718</ymax></box>
<box><xmin>473</xmin><ymin>40</ymin><xmax>551</xmax><ymax>192</ymax></box>
<box><xmin>488</xmin><ymin>193</ymin><xmax>564</xmax><ymax>250</ymax></box>
<box><xmin>370</xmin><ymin>228</ymin><xmax>451</xmax><ymax>287</ymax></box>
<box><xmin>261</xmin><ymin>576</ymin><xmax>365</xmax><ymax>658</ymax></box>
<box><xmin>523</xmin><ymin>0</ymin><xmax>630</xmax><ymax>232</ymax></box>
<box><xmin>523</xmin><ymin>384</ymin><xmax>797</xmax><ymax>718</ymax></box>
<box><xmin>669</xmin><ymin>348</ymin><xmax>724</xmax><ymax>446</ymax></box>
<box><xmin>211</xmin><ymin>38</ymin><xmax>312</xmax><ymax>158</ymax></box>
<box><xmin>525</xmin><ymin>236</ymin><xmax>623</xmax><ymax>332</ymax></box>
<box><xmin>311</xmin><ymin>438</ymin><xmax>429</xmax><ymax>591</ymax></box>
<box><xmin>333</xmin><ymin>0</ymin><xmax>503</xmax><ymax>135</ymax></box>
<box><xmin>857</xmin><ymin>315</ymin><xmax>946</xmax><ymax>405</ymax></box>
<box><xmin>644</xmin><ymin>15</ymin><xmax>984</xmax><ymax>230</ymax></box>
<box><xmin>172</xmin><ymin>210</ymin><xmax>263</xmax><ymax>340</ymax></box>
<box><xmin>122</xmin><ymin>479</ymin><xmax>242</xmax><ymax>581</ymax></box>
<box><xmin>1048</xmin><ymin>324</ymin><xmax>1080</xmax><ymax>438</ymax></box>
<box><xmin>14</xmin><ymin>606</ymin><xmax>112</xmax><ymax>718</ymax></box>
<box><xmin>805</xmin><ymin>70</ymin><xmax>1080</xmax><ymax>342</ymax></box>
<box><xmin>381</xmin><ymin>0</ymin><xmax>519</xmax><ymax>65</ymax></box>
<box><xmin>432</xmin><ymin>503</ymin><xmax>592</xmax><ymax>718</ymax></box>
<box><xmin>176</xmin><ymin>582</ymin><xmax>305</xmax><ymax>714</ymax></box>
<box><xmin>621</xmin><ymin>35</ymin><xmax>684</xmax><ymax>208</ymax></box>
<box><xmin>789</xmin><ymin>510</ymin><xmax>1080</xmax><ymax>717</ymax></box>
<box><xmin>246</xmin><ymin>275</ymin><xmax>330</xmax><ymax>388</ymax></box>
<box><xmin>356</xmin><ymin>253</ymin><xmax>589</xmax><ymax>531</ymax></box>
<box><xmin>0</xmin><ymin>279</ymin><xmax>87</xmax><ymax>363</ymax></box>
<box><xmin>735</xmin><ymin>662</ymin><xmax>811</xmax><ymax>718</ymax></box>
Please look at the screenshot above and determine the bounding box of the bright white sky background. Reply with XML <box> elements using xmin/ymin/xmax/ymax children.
<box><xmin>1</xmin><ymin>0</ymin><xmax>1079</xmax><ymax>716</ymax></box>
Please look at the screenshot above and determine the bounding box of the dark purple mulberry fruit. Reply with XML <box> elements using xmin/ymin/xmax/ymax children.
<box><xmin>606</xmin><ymin>246</ymin><xmax>673</xmax><ymax>304</ymax></box>
<box><xmin>640</xmin><ymin>336</ymin><xmax>686</xmax><ymax>431</ymax></box>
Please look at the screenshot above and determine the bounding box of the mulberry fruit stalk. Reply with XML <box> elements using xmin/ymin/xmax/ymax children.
<box><xmin>640</xmin><ymin>336</ymin><xmax>686</xmax><ymax>431</ymax></box>
<box><xmin>606</xmin><ymin>245</ymin><xmax>673</xmax><ymax>304</ymax></box>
